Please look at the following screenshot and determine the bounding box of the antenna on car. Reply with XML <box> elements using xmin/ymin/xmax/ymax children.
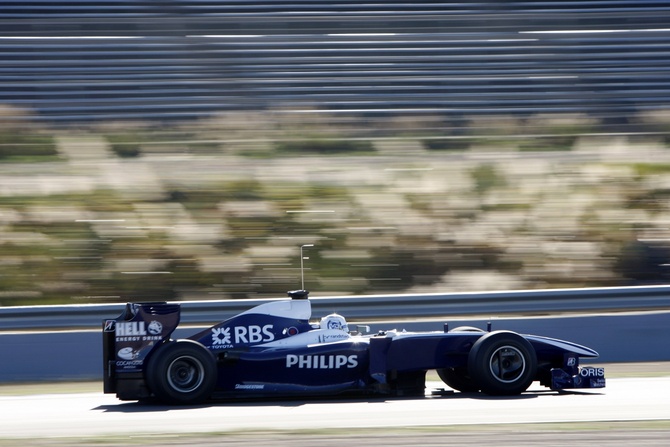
<box><xmin>300</xmin><ymin>244</ymin><xmax>314</xmax><ymax>290</ymax></box>
<box><xmin>288</xmin><ymin>244</ymin><xmax>314</xmax><ymax>300</ymax></box>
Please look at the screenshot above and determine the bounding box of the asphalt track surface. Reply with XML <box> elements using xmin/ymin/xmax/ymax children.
<box><xmin>1</xmin><ymin>367</ymin><xmax>669</xmax><ymax>446</ymax></box>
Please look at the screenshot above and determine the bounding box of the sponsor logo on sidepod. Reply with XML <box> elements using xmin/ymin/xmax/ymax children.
<box><xmin>211</xmin><ymin>325</ymin><xmax>274</xmax><ymax>348</ymax></box>
<box><xmin>286</xmin><ymin>354</ymin><xmax>358</xmax><ymax>369</ymax></box>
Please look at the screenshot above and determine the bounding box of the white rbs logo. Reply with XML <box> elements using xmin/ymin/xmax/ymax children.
<box><xmin>212</xmin><ymin>325</ymin><xmax>274</xmax><ymax>345</ymax></box>
<box><xmin>286</xmin><ymin>354</ymin><xmax>358</xmax><ymax>369</ymax></box>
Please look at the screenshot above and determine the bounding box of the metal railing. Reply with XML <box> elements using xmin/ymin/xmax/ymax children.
<box><xmin>2</xmin><ymin>284</ymin><xmax>670</xmax><ymax>331</ymax></box>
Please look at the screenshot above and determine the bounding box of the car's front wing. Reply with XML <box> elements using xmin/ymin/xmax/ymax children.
<box><xmin>550</xmin><ymin>365</ymin><xmax>606</xmax><ymax>390</ymax></box>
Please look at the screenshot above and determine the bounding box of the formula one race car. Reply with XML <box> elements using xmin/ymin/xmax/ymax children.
<box><xmin>103</xmin><ymin>290</ymin><xmax>606</xmax><ymax>404</ymax></box>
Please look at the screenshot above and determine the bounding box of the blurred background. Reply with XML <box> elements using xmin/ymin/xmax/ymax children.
<box><xmin>2</xmin><ymin>1</ymin><xmax>670</xmax><ymax>305</ymax></box>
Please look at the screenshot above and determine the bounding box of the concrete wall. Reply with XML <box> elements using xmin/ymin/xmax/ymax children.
<box><xmin>2</xmin><ymin>311</ymin><xmax>667</xmax><ymax>383</ymax></box>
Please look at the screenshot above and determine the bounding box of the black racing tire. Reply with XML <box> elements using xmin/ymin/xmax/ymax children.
<box><xmin>146</xmin><ymin>340</ymin><xmax>217</xmax><ymax>405</ymax></box>
<box><xmin>436</xmin><ymin>367</ymin><xmax>479</xmax><ymax>393</ymax></box>
<box><xmin>467</xmin><ymin>331</ymin><xmax>537</xmax><ymax>396</ymax></box>
<box><xmin>450</xmin><ymin>326</ymin><xmax>486</xmax><ymax>333</ymax></box>
<box><xmin>436</xmin><ymin>326</ymin><xmax>485</xmax><ymax>392</ymax></box>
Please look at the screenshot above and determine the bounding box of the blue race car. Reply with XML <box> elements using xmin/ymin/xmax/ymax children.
<box><xmin>102</xmin><ymin>289</ymin><xmax>605</xmax><ymax>404</ymax></box>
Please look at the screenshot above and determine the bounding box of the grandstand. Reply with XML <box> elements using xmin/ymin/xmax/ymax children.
<box><xmin>1</xmin><ymin>1</ymin><xmax>670</xmax><ymax>127</ymax></box>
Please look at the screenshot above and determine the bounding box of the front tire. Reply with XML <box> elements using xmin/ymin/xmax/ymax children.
<box><xmin>437</xmin><ymin>326</ymin><xmax>485</xmax><ymax>392</ymax></box>
<box><xmin>146</xmin><ymin>340</ymin><xmax>217</xmax><ymax>405</ymax></box>
<box><xmin>468</xmin><ymin>331</ymin><xmax>537</xmax><ymax>396</ymax></box>
<box><xmin>436</xmin><ymin>367</ymin><xmax>479</xmax><ymax>392</ymax></box>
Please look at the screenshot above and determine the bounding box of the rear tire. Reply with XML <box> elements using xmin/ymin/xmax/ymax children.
<box><xmin>146</xmin><ymin>340</ymin><xmax>217</xmax><ymax>405</ymax></box>
<box><xmin>468</xmin><ymin>331</ymin><xmax>536</xmax><ymax>396</ymax></box>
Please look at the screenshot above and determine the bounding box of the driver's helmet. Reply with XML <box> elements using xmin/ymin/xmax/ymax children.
<box><xmin>320</xmin><ymin>313</ymin><xmax>349</xmax><ymax>332</ymax></box>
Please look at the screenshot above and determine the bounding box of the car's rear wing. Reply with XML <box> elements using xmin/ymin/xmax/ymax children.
<box><xmin>102</xmin><ymin>302</ymin><xmax>180</xmax><ymax>395</ymax></box>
